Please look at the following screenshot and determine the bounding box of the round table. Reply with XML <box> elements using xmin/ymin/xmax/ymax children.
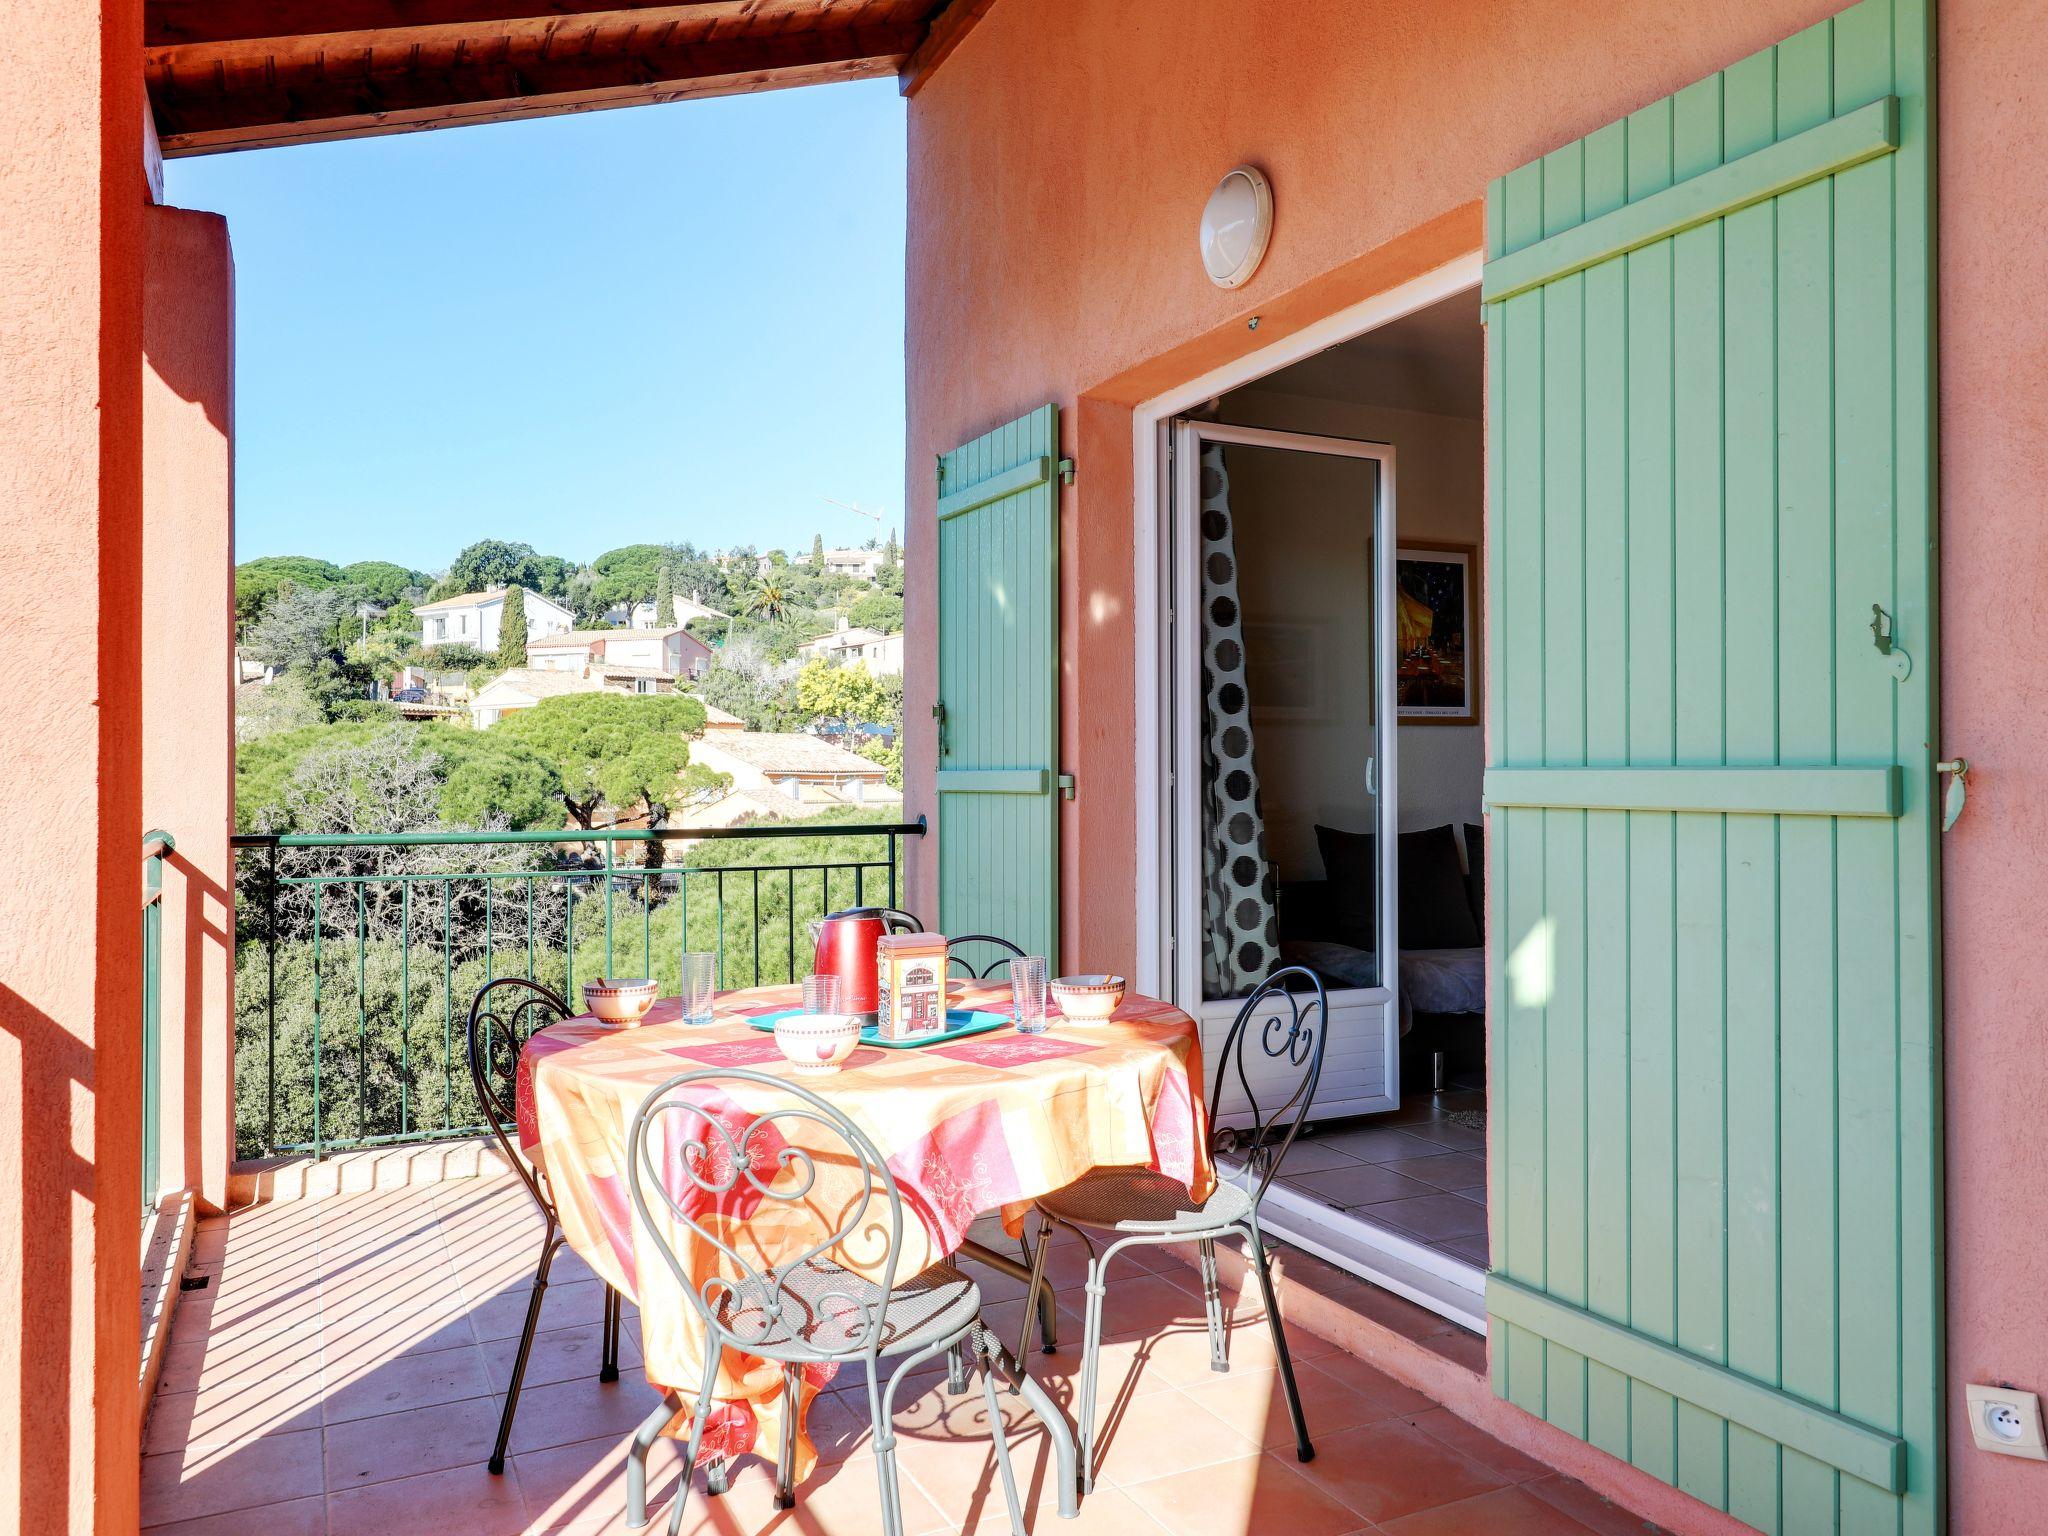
<box><xmin>515</xmin><ymin>978</ymin><xmax>1212</xmax><ymax>1506</ymax></box>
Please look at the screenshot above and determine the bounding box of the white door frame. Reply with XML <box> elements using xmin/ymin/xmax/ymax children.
<box><xmin>1129</xmin><ymin>250</ymin><xmax>1491</xmax><ymax>1331</ymax></box>
<box><xmin>1132</xmin><ymin>251</ymin><xmax>1484</xmax><ymax>994</ymax></box>
<box><xmin>1169</xmin><ymin>419</ymin><xmax>1402</xmax><ymax>1120</ymax></box>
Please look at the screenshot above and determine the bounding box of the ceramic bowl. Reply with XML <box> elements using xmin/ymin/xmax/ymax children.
<box><xmin>1051</xmin><ymin>974</ymin><xmax>1126</xmax><ymax>1021</ymax></box>
<box><xmin>774</xmin><ymin>1012</ymin><xmax>863</xmax><ymax>1073</ymax></box>
<box><xmin>583</xmin><ymin>978</ymin><xmax>658</xmax><ymax>1025</ymax></box>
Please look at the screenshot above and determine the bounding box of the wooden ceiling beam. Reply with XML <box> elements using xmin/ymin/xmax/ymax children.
<box><xmin>898</xmin><ymin>0</ymin><xmax>995</xmax><ymax>96</ymax></box>
<box><xmin>152</xmin><ymin>23</ymin><xmax>924</xmax><ymax>153</ymax></box>
<box><xmin>146</xmin><ymin>3</ymin><xmax>742</xmax><ymax>52</ymax></box>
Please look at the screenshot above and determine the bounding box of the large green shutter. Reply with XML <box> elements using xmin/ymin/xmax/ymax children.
<box><xmin>1481</xmin><ymin>3</ymin><xmax>1941</xmax><ymax>1533</ymax></box>
<box><xmin>934</xmin><ymin>404</ymin><xmax>1061</xmax><ymax>961</ymax></box>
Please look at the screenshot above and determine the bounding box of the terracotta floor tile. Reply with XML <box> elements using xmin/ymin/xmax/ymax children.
<box><xmin>142</xmin><ymin>1493</ymin><xmax>327</xmax><ymax>1536</ymax></box>
<box><xmin>1289</xmin><ymin>1418</ymin><xmax>1508</xmax><ymax>1524</ymax></box>
<box><xmin>1302</xmin><ymin>1350</ymin><xmax>1438</xmax><ymax>1418</ymax></box>
<box><xmin>479</xmin><ymin>1317</ymin><xmax>643</xmax><ymax>1391</ymax></box>
<box><xmin>143</xmin><ymin>1363</ymin><xmax>325</xmax><ymax>1453</ymax></box>
<box><xmin>323</xmin><ymin>1311</ymin><xmax>485</xmax><ymax>1369</ymax></box>
<box><xmin>1287</xmin><ymin>1163</ymin><xmax>1444</xmax><ymax>1208</ymax></box>
<box><xmin>140</xmin><ymin>1429</ymin><xmax>327</xmax><ymax>1526</ymax></box>
<box><xmin>1352</xmin><ymin>1193</ymin><xmax>1489</xmax><ymax>1243</ymax></box>
<box><xmin>1434</xmin><ymin>1233</ymin><xmax>1492</xmax><ymax>1267</ymax></box>
<box><xmin>1178</xmin><ymin>1360</ymin><xmax>1397</xmax><ymax>1450</ymax></box>
<box><xmin>327</xmin><ymin>1460</ymin><xmax>531</xmax><ymax>1536</ymax></box>
<box><xmin>149</xmin><ymin>1327</ymin><xmax>325</xmax><ymax>1416</ymax></box>
<box><xmin>1420</xmin><ymin>1327</ymin><xmax>1489</xmax><ymax>1373</ymax></box>
<box><xmin>1402</xmin><ymin>1407</ymin><xmax>1550</xmax><ymax>1483</ymax></box>
<box><xmin>470</xmin><ymin>1277</ymin><xmax>613</xmax><ymax>1342</ymax></box>
<box><xmin>1376</xmin><ymin>1152</ymin><xmax>1488</xmax><ymax>1192</ymax></box>
<box><xmin>511</xmin><ymin>1430</ymin><xmax>685</xmax><ymax>1532</ymax></box>
<box><xmin>324</xmin><ymin>1392</ymin><xmax>504</xmax><ymax>1490</ymax></box>
<box><xmin>1386</xmin><ymin>1120</ymin><xmax>1486</xmax><ymax>1152</ymax></box>
<box><xmin>1083</xmin><ymin>1382</ymin><xmax>1261</xmax><ymax>1486</ymax></box>
<box><xmin>1523</xmin><ymin>1475</ymin><xmax>1667</xmax><ymax>1535</ymax></box>
<box><xmin>890</xmin><ymin>1376</ymin><xmax>1071</xmax><ymax>1513</ymax></box>
<box><xmin>1382</xmin><ymin>1481</ymin><xmax>1610</xmax><ymax>1534</ymax></box>
<box><xmin>1315</xmin><ymin>1126</ymin><xmax>1444</xmax><ymax>1163</ymax></box>
<box><xmin>1267</xmin><ymin>1141</ymin><xmax>1369</xmax><ymax>1176</ymax></box>
<box><xmin>1121</xmin><ymin>1452</ymin><xmax>1370</xmax><ymax>1536</ymax></box>
<box><xmin>323</xmin><ymin>1340</ymin><xmax>495</xmax><ymax>1424</ymax></box>
<box><xmin>505</xmin><ymin>1371</ymin><xmax>670</xmax><ymax>1455</ymax></box>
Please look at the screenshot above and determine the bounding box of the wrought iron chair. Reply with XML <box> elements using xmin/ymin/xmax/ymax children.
<box><xmin>625</xmin><ymin>1067</ymin><xmax>1027</xmax><ymax>1536</ymax></box>
<box><xmin>944</xmin><ymin>934</ymin><xmax>1027</xmax><ymax>980</ymax></box>
<box><xmin>466</xmin><ymin>977</ymin><xmax>627</xmax><ymax>1476</ymax></box>
<box><xmin>1018</xmin><ymin>965</ymin><xmax>1329</xmax><ymax>1492</ymax></box>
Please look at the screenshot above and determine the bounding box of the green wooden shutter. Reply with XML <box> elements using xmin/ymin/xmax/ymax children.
<box><xmin>1481</xmin><ymin>3</ymin><xmax>1940</xmax><ymax>1533</ymax></box>
<box><xmin>934</xmin><ymin>404</ymin><xmax>1061</xmax><ymax>961</ymax></box>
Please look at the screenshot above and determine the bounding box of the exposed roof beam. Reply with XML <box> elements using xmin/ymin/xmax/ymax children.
<box><xmin>146</xmin><ymin>3</ymin><xmax>741</xmax><ymax>52</ymax></box>
<box><xmin>152</xmin><ymin>23</ymin><xmax>923</xmax><ymax>154</ymax></box>
<box><xmin>898</xmin><ymin>0</ymin><xmax>995</xmax><ymax>97</ymax></box>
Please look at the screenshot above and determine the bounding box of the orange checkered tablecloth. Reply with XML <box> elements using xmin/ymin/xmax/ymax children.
<box><xmin>514</xmin><ymin>980</ymin><xmax>1212</xmax><ymax>1479</ymax></box>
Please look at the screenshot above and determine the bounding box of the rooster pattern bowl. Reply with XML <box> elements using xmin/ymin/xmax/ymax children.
<box><xmin>1050</xmin><ymin>975</ymin><xmax>1125</xmax><ymax>1021</ymax></box>
<box><xmin>774</xmin><ymin>1012</ymin><xmax>863</xmax><ymax>1073</ymax></box>
<box><xmin>583</xmin><ymin>978</ymin><xmax>658</xmax><ymax>1025</ymax></box>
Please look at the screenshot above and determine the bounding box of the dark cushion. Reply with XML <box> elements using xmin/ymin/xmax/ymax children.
<box><xmin>1463</xmin><ymin>822</ymin><xmax>1486</xmax><ymax>939</ymax></box>
<box><xmin>1399</xmin><ymin>824</ymin><xmax>1482</xmax><ymax>950</ymax></box>
<box><xmin>1312</xmin><ymin>824</ymin><xmax>1376</xmax><ymax>948</ymax></box>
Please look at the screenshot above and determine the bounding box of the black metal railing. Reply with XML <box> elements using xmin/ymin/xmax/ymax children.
<box><xmin>230</xmin><ymin>820</ymin><xmax>924</xmax><ymax>1159</ymax></box>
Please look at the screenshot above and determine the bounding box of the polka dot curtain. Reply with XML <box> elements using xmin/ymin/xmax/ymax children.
<box><xmin>1197</xmin><ymin>444</ymin><xmax>1280</xmax><ymax>1000</ymax></box>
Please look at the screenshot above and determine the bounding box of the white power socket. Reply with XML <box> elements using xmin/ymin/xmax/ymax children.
<box><xmin>1965</xmin><ymin>1384</ymin><xmax>2048</xmax><ymax>1461</ymax></box>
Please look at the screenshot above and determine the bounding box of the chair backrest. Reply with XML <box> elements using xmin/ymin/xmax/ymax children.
<box><xmin>1207</xmin><ymin>966</ymin><xmax>1329</xmax><ymax>1205</ymax></box>
<box><xmin>944</xmin><ymin>933</ymin><xmax>1026</xmax><ymax>980</ymax></box>
<box><xmin>467</xmin><ymin>976</ymin><xmax>573</xmax><ymax>1220</ymax></box>
<box><xmin>626</xmin><ymin>1067</ymin><xmax>906</xmax><ymax>1362</ymax></box>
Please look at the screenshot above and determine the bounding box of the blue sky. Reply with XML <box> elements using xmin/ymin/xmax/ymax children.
<box><xmin>166</xmin><ymin>81</ymin><xmax>906</xmax><ymax>574</ymax></box>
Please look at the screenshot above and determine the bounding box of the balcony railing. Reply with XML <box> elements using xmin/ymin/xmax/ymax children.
<box><xmin>231</xmin><ymin>820</ymin><xmax>923</xmax><ymax>1160</ymax></box>
<box><xmin>142</xmin><ymin>830</ymin><xmax>174</xmax><ymax>1212</ymax></box>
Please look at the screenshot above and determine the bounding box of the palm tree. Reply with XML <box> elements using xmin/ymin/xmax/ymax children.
<box><xmin>744</xmin><ymin>574</ymin><xmax>790</xmax><ymax>624</ymax></box>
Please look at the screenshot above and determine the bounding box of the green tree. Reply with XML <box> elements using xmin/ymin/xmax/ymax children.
<box><xmin>655</xmin><ymin>562</ymin><xmax>677</xmax><ymax>626</ymax></box>
<box><xmin>434</xmin><ymin>540</ymin><xmax>573</xmax><ymax>600</ymax></box>
<box><xmin>237</xmin><ymin>721</ymin><xmax>563</xmax><ymax>835</ymax></box>
<box><xmin>235</xmin><ymin>555</ymin><xmax>345</xmax><ymax>627</ymax></box>
<box><xmin>793</xmin><ymin>660</ymin><xmax>893</xmax><ymax>740</ymax></box>
<box><xmin>497</xmin><ymin>693</ymin><xmax>713</xmax><ymax>834</ymax></box>
<box><xmin>848</xmin><ymin>590</ymin><xmax>904</xmax><ymax>634</ymax></box>
<box><xmin>497</xmin><ymin>586</ymin><xmax>529</xmax><ymax>667</ymax></box>
<box><xmin>244</xmin><ymin>585</ymin><xmax>355</xmax><ymax>673</ymax></box>
<box><xmin>744</xmin><ymin>573</ymin><xmax>792</xmax><ymax>624</ymax></box>
<box><xmin>339</xmin><ymin>560</ymin><xmax>430</xmax><ymax>608</ymax></box>
<box><xmin>810</xmin><ymin>533</ymin><xmax>825</xmax><ymax>569</ymax></box>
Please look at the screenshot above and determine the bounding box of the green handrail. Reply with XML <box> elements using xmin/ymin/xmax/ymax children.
<box><xmin>229</xmin><ymin>819</ymin><xmax>925</xmax><ymax>1160</ymax></box>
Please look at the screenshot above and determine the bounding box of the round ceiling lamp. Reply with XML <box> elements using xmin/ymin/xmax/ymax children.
<box><xmin>1199</xmin><ymin>165</ymin><xmax>1273</xmax><ymax>289</ymax></box>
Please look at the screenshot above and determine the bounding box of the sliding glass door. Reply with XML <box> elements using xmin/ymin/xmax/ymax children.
<box><xmin>1170</xmin><ymin>423</ymin><xmax>1400</xmax><ymax>1123</ymax></box>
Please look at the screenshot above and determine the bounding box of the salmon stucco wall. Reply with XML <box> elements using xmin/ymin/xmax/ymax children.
<box><xmin>903</xmin><ymin>1</ymin><xmax>2048</xmax><ymax>1531</ymax></box>
<box><xmin>143</xmin><ymin>204</ymin><xmax>236</xmax><ymax>1214</ymax></box>
<box><xmin>0</xmin><ymin>2</ymin><xmax>148</xmax><ymax>1532</ymax></box>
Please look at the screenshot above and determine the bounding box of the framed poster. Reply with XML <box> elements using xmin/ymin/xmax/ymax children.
<box><xmin>1395</xmin><ymin>542</ymin><xmax>1477</xmax><ymax>724</ymax></box>
<box><xmin>1243</xmin><ymin>617</ymin><xmax>1337</xmax><ymax>722</ymax></box>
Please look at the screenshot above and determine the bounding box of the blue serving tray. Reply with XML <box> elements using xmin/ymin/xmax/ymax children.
<box><xmin>747</xmin><ymin>1007</ymin><xmax>1012</xmax><ymax>1049</ymax></box>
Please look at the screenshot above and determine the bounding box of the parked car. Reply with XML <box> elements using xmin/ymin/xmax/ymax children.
<box><xmin>392</xmin><ymin>687</ymin><xmax>427</xmax><ymax>703</ymax></box>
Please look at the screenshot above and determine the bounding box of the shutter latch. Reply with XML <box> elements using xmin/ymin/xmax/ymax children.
<box><xmin>1058</xmin><ymin>456</ymin><xmax>1077</xmax><ymax>487</ymax></box>
<box><xmin>1057</xmin><ymin>773</ymin><xmax>1076</xmax><ymax>800</ymax></box>
<box><xmin>1937</xmin><ymin>758</ymin><xmax>1969</xmax><ymax>831</ymax></box>
<box><xmin>1870</xmin><ymin>603</ymin><xmax>1913</xmax><ymax>680</ymax></box>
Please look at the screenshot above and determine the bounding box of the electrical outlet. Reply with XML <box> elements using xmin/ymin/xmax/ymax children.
<box><xmin>1965</xmin><ymin>1384</ymin><xmax>2048</xmax><ymax>1460</ymax></box>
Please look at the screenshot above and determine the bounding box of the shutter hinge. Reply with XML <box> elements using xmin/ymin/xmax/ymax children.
<box><xmin>1057</xmin><ymin>456</ymin><xmax>1077</xmax><ymax>486</ymax></box>
<box><xmin>1057</xmin><ymin>773</ymin><xmax>1076</xmax><ymax>800</ymax></box>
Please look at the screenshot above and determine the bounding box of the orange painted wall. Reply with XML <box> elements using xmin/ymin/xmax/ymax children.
<box><xmin>0</xmin><ymin>3</ymin><xmax>147</xmax><ymax>1532</ymax></box>
<box><xmin>903</xmin><ymin>1</ymin><xmax>2048</xmax><ymax>1530</ymax></box>
<box><xmin>143</xmin><ymin>204</ymin><xmax>237</xmax><ymax>1214</ymax></box>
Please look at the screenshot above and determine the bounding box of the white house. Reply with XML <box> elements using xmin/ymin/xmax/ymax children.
<box><xmin>795</xmin><ymin>619</ymin><xmax>903</xmax><ymax>677</ymax></box>
<box><xmin>414</xmin><ymin>586</ymin><xmax>574</xmax><ymax>652</ymax></box>
<box><xmin>686</xmin><ymin>729</ymin><xmax>898</xmax><ymax>816</ymax></box>
<box><xmin>527</xmin><ymin>626</ymin><xmax>713</xmax><ymax>683</ymax></box>
<box><xmin>467</xmin><ymin>667</ymin><xmax>588</xmax><ymax>728</ymax></box>
<box><xmin>822</xmin><ymin>547</ymin><xmax>887</xmax><ymax>581</ymax></box>
<box><xmin>601</xmin><ymin>591</ymin><xmax>728</xmax><ymax>631</ymax></box>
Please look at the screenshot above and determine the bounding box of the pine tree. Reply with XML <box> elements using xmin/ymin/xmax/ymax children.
<box><xmin>810</xmin><ymin>533</ymin><xmax>825</xmax><ymax>569</ymax></box>
<box><xmin>497</xmin><ymin>585</ymin><xmax>528</xmax><ymax>667</ymax></box>
<box><xmin>881</xmin><ymin>530</ymin><xmax>901</xmax><ymax>575</ymax></box>
<box><xmin>654</xmin><ymin>562</ymin><xmax>676</xmax><ymax>626</ymax></box>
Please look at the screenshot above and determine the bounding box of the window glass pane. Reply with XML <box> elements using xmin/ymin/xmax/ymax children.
<box><xmin>1198</xmin><ymin>441</ymin><xmax>1379</xmax><ymax>1002</ymax></box>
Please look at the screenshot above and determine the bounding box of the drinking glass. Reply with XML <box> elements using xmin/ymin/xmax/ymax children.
<box><xmin>680</xmin><ymin>952</ymin><xmax>718</xmax><ymax>1026</ymax></box>
<box><xmin>802</xmin><ymin>973</ymin><xmax>842</xmax><ymax>1015</ymax></box>
<box><xmin>1010</xmin><ymin>955</ymin><xmax>1050</xmax><ymax>1034</ymax></box>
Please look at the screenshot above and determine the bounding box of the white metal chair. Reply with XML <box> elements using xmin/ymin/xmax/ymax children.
<box><xmin>1018</xmin><ymin>966</ymin><xmax>1329</xmax><ymax>1491</ymax></box>
<box><xmin>625</xmin><ymin>1067</ymin><xmax>1029</xmax><ymax>1536</ymax></box>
